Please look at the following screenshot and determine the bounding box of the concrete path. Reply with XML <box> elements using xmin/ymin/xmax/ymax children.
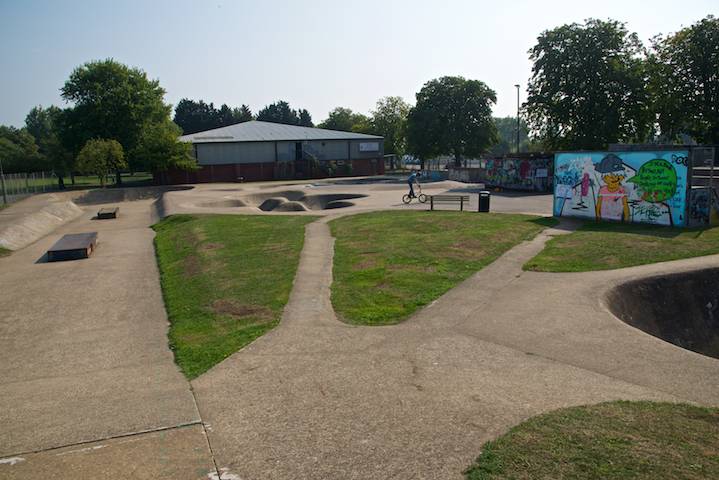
<box><xmin>0</xmin><ymin>198</ymin><xmax>215</xmax><ymax>479</ymax></box>
<box><xmin>192</xmin><ymin>216</ymin><xmax>719</xmax><ymax>479</ymax></box>
<box><xmin>2</xmin><ymin>185</ymin><xmax>718</xmax><ymax>479</ymax></box>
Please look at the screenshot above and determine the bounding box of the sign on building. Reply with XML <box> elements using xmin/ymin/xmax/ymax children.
<box><xmin>359</xmin><ymin>142</ymin><xmax>380</xmax><ymax>152</ymax></box>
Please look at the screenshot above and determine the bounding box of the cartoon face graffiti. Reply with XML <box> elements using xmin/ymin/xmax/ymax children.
<box><xmin>594</xmin><ymin>154</ymin><xmax>630</xmax><ymax>222</ymax></box>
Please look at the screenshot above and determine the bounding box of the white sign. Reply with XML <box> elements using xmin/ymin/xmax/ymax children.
<box><xmin>359</xmin><ymin>142</ymin><xmax>379</xmax><ymax>152</ymax></box>
<box><xmin>535</xmin><ymin>168</ymin><xmax>548</xmax><ymax>178</ymax></box>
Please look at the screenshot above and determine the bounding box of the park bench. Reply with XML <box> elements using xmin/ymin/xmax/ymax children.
<box><xmin>46</xmin><ymin>232</ymin><xmax>98</xmax><ymax>262</ymax></box>
<box><xmin>97</xmin><ymin>207</ymin><xmax>119</xmax><ymax>219</ymax></box>
<box><xmin>429</xmin><ymin>194</ymin><xmax>470</xmax><ymax>211</ymax></box>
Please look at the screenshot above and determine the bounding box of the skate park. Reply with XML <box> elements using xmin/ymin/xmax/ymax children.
<box><xmin>1</xmin><ymin>178</ymin><xmax>717</xmax><ymax>479</ymax></box>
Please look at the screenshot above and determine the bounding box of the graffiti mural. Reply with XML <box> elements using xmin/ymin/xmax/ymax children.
<box><xmin>482</xmin><ymin>157</ymin><xmax>553</xmax><ymax>191</ymax></box>
<box><xmin>553</xmin><ymin>151</ymin><xmax>689</xmax><ymax>226</ymax></box>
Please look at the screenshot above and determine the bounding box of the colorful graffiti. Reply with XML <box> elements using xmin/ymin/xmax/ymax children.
<box><xmin>553</xmin><ymin>151</ymin><xmax>689</xmax><ymax>226</ymax></box>
<box><xmin>483</xmin><ymin>157</ymin><xmax>553</xmax><ymax>191</ymax></box>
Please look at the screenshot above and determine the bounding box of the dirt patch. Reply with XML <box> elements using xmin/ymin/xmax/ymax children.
<box><xmin>183</xmin><ymin>254</ymin><xmax>202</xmax><ymax>277</ymax></box>
<box><xmin>201</xmin><ymin>242</ymin><xmax>224</xmax><ymax>251</ymax></box>
<box><xmin>211</xmin><ymin>299</ymin><xmax>273</xmax><ymax>321</ymax></box>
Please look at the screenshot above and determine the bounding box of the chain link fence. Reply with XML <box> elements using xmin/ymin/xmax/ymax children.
<box><xmin>0</xmin><ymin>171</ymin><xmax>59</xmax><ymax>206</ymax></box>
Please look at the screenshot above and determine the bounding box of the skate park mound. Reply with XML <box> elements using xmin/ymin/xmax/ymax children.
<box><xmin>73</xmin><ymin>185</ymin><xmax>193</xmax><ymax>205</ymax></box>
<box><xmin>197</xmin><ymin>199</ymin><xmax>247</xmax><ymax>208</ymax></box>
<box><xmin>242</xmin><ymin>191</ymin><xmax>366</xmax><ymax>211</ymax></box>
<box><xmin>606</xmin><ymin>268</ymin><xmax>719</xmax><ymax>359</ymax></box>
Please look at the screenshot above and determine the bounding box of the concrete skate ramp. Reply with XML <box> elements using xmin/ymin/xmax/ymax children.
<box><xmin>242</xmin><ymin>190</ymin><xmax>366</xmax><ymax>211</ymax></box>
<box><xmin>73</xmin><ymin>185</ymin><xmax>192</xmax><ymax>205</ymax></box>
<box><xmin>0</xmin><ymin>201</ymin><xmax>84</xmax><ymax>251</ymax></box>
<box><xmin>197</xmin><ymin>199</ymin><xmax>247</xmax><ymax>208</ymax></box>
<box><xmin>607</xmin><ymin>268</ymin><xmax>719</xmax><ymax>359</ymax></box>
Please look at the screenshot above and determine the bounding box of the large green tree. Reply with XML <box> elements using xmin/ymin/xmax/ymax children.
<box><xmin>25</xmin><ymin>105</ymin><xmax>73</xmax><ymax>187</ymax></box>
<box><xmin>61</xmin><ymin>59</ymin><xmax>170</xmax><ymax>183</ymax></box>
<box><xmin>406</xmin><ymin>76</ymin><xmax>498</xmax><ymax>167</ymax></box>
<box><xmin>0</xmin><ymin>126</ymin><xmax>42</xmax><ymax>173</ymax></box>
<box><xmin>525</xmin><ymin>19</ymin><xmax>650</xmax><ymax>150</ymax></box>
<box><xmin>133</xmin><ymin>120</ymin><xmax>196</xmax><ymax>173</ymax></box>
<box><xmin>371</xmin><ymin>96</ymin><xmax>410</xmax><ymax>156</ymax></box>
<box><xmin>75</xmin><ymin>139</ymin><xmax>126</xmax><ymax>188</ymax></box>
<box><xmin>256</xmin><ymin>101</ymin><xmax>313</xmax><ymax>126</ymax></box>
<box><xmin>648</xmin><ymin>15</ymin><xmax>719</xmax><ymax>144</ymax></box>
<box><xmin>489</xmin><ymin>117</ymin><xmax>530</xmax><ymax>155</ymax></box>
<box><xmin>318</xmin><ymin>107</ymin><xmax>370</xmax><ymax>132</ymax></box>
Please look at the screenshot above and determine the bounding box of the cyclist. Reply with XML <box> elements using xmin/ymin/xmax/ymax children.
<box><xmin>407</xmin><ymin>171</ymin><xmax>421</xmax><ymax>198</ymax></box>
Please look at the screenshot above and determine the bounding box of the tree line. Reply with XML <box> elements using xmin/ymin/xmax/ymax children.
<box><xmin>1</xmin><ymin>15</ymin><xmax>715</xmax><ymax>184</ymax></box>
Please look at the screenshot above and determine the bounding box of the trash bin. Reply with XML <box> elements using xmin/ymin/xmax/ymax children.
<box><xmin>478</xmin><ymin>190</ymin><xmax>491</xmax><ymax>212</ymax></box>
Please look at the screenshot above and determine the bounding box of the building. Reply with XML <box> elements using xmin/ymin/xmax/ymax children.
<box><xmin>160</xmin><ymin>121</ymin><xmax>385</xmax><ymax>184</ymax></box>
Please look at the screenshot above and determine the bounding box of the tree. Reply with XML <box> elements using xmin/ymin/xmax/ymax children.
<box><xmin>298</xmin><ymin>108</ymin><xmax>314</xmax><ymax>127</ymax></box>
<box><xmin>75</xmin><ymin>139</ymin><xmax>127</xmax><ymax>187</ymax></box>
<box><xmin>525</xmin><ymin>19</ymin><xmax>650</xmax><ymax>150</ymax></box>
<box><xmin>233</xmin><ymin>104</ymin><xmax>253</xmax><ymax>123</ymax></box>
<box><xmin>25</xmin><ymin>105</ymin><xmax>73</xmax><ymax>187</ymax></box>
<box><xmin>61</xmin><ymin>59</ymin><xmax>170</xmax><ymax>183</ymax></box>
<box><xmin>174</xmin><ymin>99</ymin><xmax>217</xmax><ymax>134</ymax></box>
<box><xmin>133</xmin><ymin>120</ymin><xmax>196</xmax><ymax>173</ymax></box>
<box><xmin>371</xmin><ymin>96</ymin><xmax>410</xmax><ymax>156</ymax></box>
<box><xmin>489</xmin><ymin>117</ymin><xmax>531</xmax><ymax>155</ymax></box>
<box><xmin>406</xmin><ymin>76</ymin><xmax>498</xmax><ymax>167</ymax></box>
<box><xmin>319</xmin><ymin>107</ymin><xmax>364</xmax><ymax>131</ymax></box>
<box><xmin>256</xmin><ymin>101</ymin><xmax>300</xmax><ymax>125</ymax></box>
<box><xmin>648</xmin><ymin>15</ymin><xmax>719</xmax><ymax>144</ymax></box>
<box><xmin>0</xmin><ymin>126</ymin><xmax>42</xmax><ymax>173</ymax></box>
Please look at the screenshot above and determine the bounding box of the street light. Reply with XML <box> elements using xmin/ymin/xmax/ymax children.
<box><xmin>514</xmin><ymin>84</ymin><xmax>520</xmax><ymax>154</ymax></box>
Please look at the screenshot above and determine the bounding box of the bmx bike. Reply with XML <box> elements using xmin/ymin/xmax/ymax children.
<box><xmin>402</xmin><ymin>183</ymin><xmax>427</xmax><ymax>204</ymax></box>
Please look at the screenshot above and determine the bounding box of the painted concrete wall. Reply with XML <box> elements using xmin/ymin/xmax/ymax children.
<box><xmin>554</xmin><ymin>150</ymin><xmax>690</xmax><ymax>226</ymax></box>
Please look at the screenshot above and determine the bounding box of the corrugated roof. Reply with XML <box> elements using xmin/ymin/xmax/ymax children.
<box><xmin>179</xmin><ymin>120</ymin><xmax>383</xmax><ymax>143</ymax></box>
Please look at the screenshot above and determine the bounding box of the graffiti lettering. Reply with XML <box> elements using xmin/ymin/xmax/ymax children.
<box><xmin>671</xmin><ymin>154</ymin><xmax>689</xmax><ymax>167</ymax></box>
<box><xmin>627</xmin><ymin>159</ymin><xmax>677</xmax><ymax>203</ymax></box>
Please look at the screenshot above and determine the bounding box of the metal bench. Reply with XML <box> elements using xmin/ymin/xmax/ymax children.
<box><xmin>97</xmin><ymin>207</ymin><xmax>119</xmax><ymax>219</ymax></box>
<box><xmin>429</xmin><ymin>194</ymin><xmax>470</xmax><ymax>211</ymax></box>
<box><xmin>46</xmin><ymin>232</ymin><xmax>98</xmax><ymax>262</ymax></box>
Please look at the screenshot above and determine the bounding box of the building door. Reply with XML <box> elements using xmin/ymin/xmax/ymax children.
<box><xmin>294</xmin><ymin>142</ymin><xmax>305</xmax><ymax>178</ymax></box>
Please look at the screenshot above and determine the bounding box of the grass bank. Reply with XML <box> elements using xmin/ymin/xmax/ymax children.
<box><xmin>153</xmin><ymin>214</ymin><xmax>316</xmax><ymax>379</ymax></box>
<box><xmin>525</xmin><ymin>221</ymin><xmax>719</xmax><ymax>272</ymax></box>
<box><xmin>465</xmin><ymin>401</ymin><xmax>719</xmax><ymax>480</ymax></box>
<box><xmin>330</xmin><ymin>211</ymin><xmax>556</xmax><ymax>325</ymax></box>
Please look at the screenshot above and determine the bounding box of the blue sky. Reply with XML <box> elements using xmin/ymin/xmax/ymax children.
<box><xmin>0</xmin><ymin>0</ymin><xmax>715</xmax><ymax>127</ymax></box>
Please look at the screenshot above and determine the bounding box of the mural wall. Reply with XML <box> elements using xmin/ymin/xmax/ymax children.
<box><xmin>448</xmin><ymin>156</ymin><xmax>553</xmax><ymax>192</ymax></box>
<box><xmin>554</xmin><ymin>150</ymin><xmax>689</xmax><ymax>226</ymax></box>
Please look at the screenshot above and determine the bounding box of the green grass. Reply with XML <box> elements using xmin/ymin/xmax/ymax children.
<box><xmin>152</xmin><ymin>214</ymin><xmax>316</xmax><ymax>379</ymax></box>
<box><xmin>525</xmin><ymin>221</ymin><xmax>719</xmax><ymax>272</ymax></box>
<box><xmin>330</xmin><ymin>211</ymin><xmax>556</xmax><ymax>325</ymax></box>
<box><xmin>0</xmin><ymin>247</ymin><xmax>10</xmax><ymax>257</ymax></box>
<box><xmin>465</xmin><ymin>401</ymin><xmax>719</xmax><ymax>480</ymax></box>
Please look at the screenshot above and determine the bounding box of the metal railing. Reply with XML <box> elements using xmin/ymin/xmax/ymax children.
<box><xmin>0</xmin><ymin>171</ymin><xmax>59</xmax><ymax>206</ymax></box>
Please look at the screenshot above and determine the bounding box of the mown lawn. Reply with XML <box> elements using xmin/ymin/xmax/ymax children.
<box><xmin>465</xmin><ymin>401</ymin><xmax>719</xmax><ymax>480</ymax></box>
<box><xmin>153</xmin><ymin>214</ymin><xmax>316</xmax><ymax>379</ymax></box>
<box><xmin>525</xmin><ymin>221</ymin><xmax>719</xmax><ymax>272</ymax></box>
<box><xmin>330</xmin><ymin>211</ymin><xmax>556</xmax><ymax>325</ymax></box>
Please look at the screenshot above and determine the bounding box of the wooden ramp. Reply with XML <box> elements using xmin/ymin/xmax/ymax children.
<box><xmin>47</xmin><ymin>232</ymin><xmax>98</xmax><ymax>262</ymax></box>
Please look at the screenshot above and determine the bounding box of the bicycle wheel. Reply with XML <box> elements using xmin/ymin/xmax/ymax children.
<box><xmin>402</xmin><ymin>194</ymin><xmax>412</xmax><ymax>204</ymax></box>
<box><xmin>418</xmin><ymin>193</ymin><xmax>427</xmax><ymax>203</ymax></box>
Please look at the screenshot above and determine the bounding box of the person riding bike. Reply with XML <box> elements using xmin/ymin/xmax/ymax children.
<box><xmin>407</xmin><ymin>171</ymin><xmax>421</xmax><ymax>198</ymax></box>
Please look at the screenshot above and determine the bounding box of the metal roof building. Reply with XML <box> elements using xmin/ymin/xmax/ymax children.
<box><xmin>164</xmin><ymin>121</ymin><xmax>385</xmax><ymax>184</ymax></box>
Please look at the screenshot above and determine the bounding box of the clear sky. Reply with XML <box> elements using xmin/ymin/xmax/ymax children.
<box><xmin>0</xmin><ymin>0</ymin><xmax>715</xmax><ymax>127</ymax></box>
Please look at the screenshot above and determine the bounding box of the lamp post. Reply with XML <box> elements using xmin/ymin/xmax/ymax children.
<box><xmin>514</xmin><ymin>84</ymin><xmax>520</xmax><ymax>154</ymax></box>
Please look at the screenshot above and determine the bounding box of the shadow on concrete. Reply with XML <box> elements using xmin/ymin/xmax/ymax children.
<box><xmin>606</xmin><ymin>268</ymin><xmax>719</xmax><ymax>359</ymax></box>
<box><xmin>74</xmin><ymin>186</ymin><xmax>193</xmax><ymax>206</ymax></box>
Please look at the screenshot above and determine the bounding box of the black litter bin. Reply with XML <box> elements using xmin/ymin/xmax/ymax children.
<box><xmin>478</xmin><ymin>190</ymin><xmax>491</xmax><ymax>212</ymax></box>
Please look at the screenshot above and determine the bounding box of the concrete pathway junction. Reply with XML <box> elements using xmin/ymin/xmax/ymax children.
<box><xmin>0</xmin><ymin>177</ymin><xmax>717</xmax><ymax>479</ymax></box>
